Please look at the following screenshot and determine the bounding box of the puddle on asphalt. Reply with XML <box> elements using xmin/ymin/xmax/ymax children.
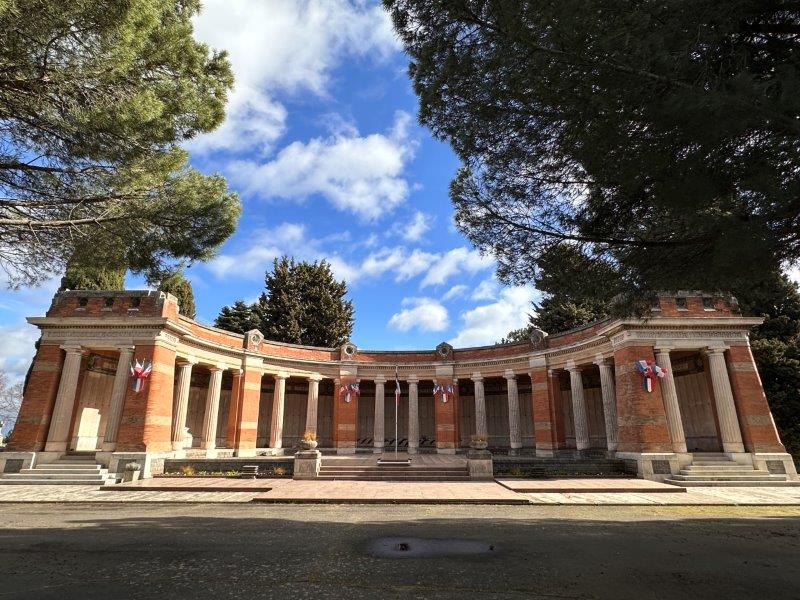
<box><xmin>366</xmin><ymin>537</ymin><xmax>498</xmax><ymax>558</ymax></box>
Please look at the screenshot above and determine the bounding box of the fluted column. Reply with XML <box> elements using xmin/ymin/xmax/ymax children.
<box><xmin>171</xmin><ymin>359</ymin><xmax>196</xmax><ymax>450</ymax></box>
<box><xmin>567</xmin><ymin>363</ymin><xmax>590</xmax><ymax>451</ymax></box>
<box><xmin>706</xmin><ymin>347</ymin><xmax>745</xmax><ymax>453</ymax></box>
<box><xmin>44</xmin><ymin>345</ymin><xmax>84</xmax><ymax>452</ymax></box>
<box><xmin>504</xmin><ymin>371</ymin><xmax>522</xmax><ymax>451</ymax></box>
<box><xmin>471</xmin><ymin>373</ymin><xmax>487</xmax><ymax>438</ymax></box>
<box><xmin>595</xmin><ymin>358</ymin><xmax>619</xmax><ymax>453</ymax></box>
<box><xmin>101</xmin><ymin>345</ymin><xmax>136</xmax><ymax>451</ymax></box>
<box><xmin>269</xmin><ymin>373</ymin><xmax>287</xmax><ymax>449</ymax></box>
<box><xmin>654</xmin><ymin>348</ymin><xmax>687</xmax><ymax>453</ymax></box>
<box><xmin>304</xmin><ymin>375</ymin><xmax>321</xmax><ymax>435</ymax></box>
<box><xmin>408</xmin><ymin>377</ymin><xmax>419</xmax><ymax>453</ymax></box>
<box><xmin>373</xmin><ymin>377</ymin><xmax>386</xmax><ymax>452</ymax></box>
<box><xmin>201</xmin><ymin>367</ymin><xmax>224</xmax><ymax>450</ymax></box>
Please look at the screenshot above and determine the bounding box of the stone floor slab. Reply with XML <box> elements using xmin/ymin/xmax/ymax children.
<box><xmin>497</xmin><ymin>478</ymin><xmax>685</xmax><ymax>493</ymax></box>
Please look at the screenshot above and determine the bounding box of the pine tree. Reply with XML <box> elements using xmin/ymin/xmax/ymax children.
<box><xmin>157</xmin><ymin>270</ymin><xmax>196</xmax><ymax>319</ymax></box>
<box><xmin>257</xmin><ymin>257</ymin><xmax>354</xmax><ymax>347</ymax></box>
<box><xmin>214</xmin><ymin>301</ymin><xmax>262</xmax><ymax>335</ymax></box>
<box><xmin>59</xmin><ymin>251</ymin><xmax>125</xmax><ymax>291</ymax></box>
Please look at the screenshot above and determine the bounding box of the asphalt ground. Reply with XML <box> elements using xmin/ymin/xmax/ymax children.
<box><xmin>1</xmin><ymin>504</ymin><xmax>798</xmax><ymax>599</ymax></box>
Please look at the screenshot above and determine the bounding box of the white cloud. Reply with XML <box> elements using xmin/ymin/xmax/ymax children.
<box><xmin>442</xmin><ymin>284</ymin><xmax>468</xmax><ymax>301</ymax></box>
<box><xmin>229</xmin><ymin>111</ymin><xmax>415</xmax><ymax>220</ymax></box>
<box><xmin>189</xmin><ymin>0</ymin><xmax>399</xmax><ymax>155</ymax></box>
<box><xmin>788</xmin><ymin>265</ymin><xmax>800</xmax><ymax>285</ymax></box>
<box><xmin>0</xmin><ymin>324</ymin><xmax>39</xmax><ymax>382</ymax></box>
<box><xmin>207</xmin><ymin>223</ymin><xmax>307</xmax><ymax>279</ymax></box>
<box><xmin>388</xmin><ymin>297</ymin><xmax>449</xmax><ymax>332</ymax></box>
<box><xmin>403</xmin><ymin>211</ymin><xmax>433</xmax><ymax>242</ymax></box>
<box><xmin>421</xmin><ymin>247</ymin><xmax>494</xmax><ymax>287</ymax></box>
<box><xmin>471</xmin><ymin>278</ymin><xmax>499</xmax><ymax>301</ymax></box>
<box><xmin>449</xmin><ymin>286</ymin><xmax>538</xmax><ymax>347</ymax></box>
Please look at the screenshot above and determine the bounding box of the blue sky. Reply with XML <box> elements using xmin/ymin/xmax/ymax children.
<box><xmin>0</xmin><ymin>0</ymin><xmax>540</xmax><ymax>383</ymax></box>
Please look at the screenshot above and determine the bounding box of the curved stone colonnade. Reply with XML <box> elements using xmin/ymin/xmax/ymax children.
<box><xmin>3</xmin><ymin>290</ymin><xmax>797</xmax><ymax>481</ymax></box>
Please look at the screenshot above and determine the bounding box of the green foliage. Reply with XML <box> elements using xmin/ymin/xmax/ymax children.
<box><xmin>257</xmin><ymin>257</ymin><xmax>354</xmax><ymax>347</ymax></box>
<box><xmin>157</xmin><ymin>270</ymin><xmax>195</xmax><ymax>319</ymax></box>
<box><xmin>60</xmin><ymin>251</ymin><xmax>125</xmax><ymax>291</ymax></box>
<box><xmin>531</xmin><ymin>297</ymin><xmax>607</xmax><ymax>335</ymax></box>
<box><xmin>0</xmin><ymin>0</ymin><xmax>239</xmax><ymax>287</ymax></box>
<box><xmin>214</xmin><ymin>300</ymin><xmax>262</xmax><ymax>335</ymax></box>
<box><xmin>386</xmin><ymin>0</ymin><xmax>800</xmax><ymax>296</ymax></box>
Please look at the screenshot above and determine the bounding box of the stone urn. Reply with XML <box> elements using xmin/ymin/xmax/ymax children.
<box><xmin>470</xmin><ymin>438</ymin><xmax>488</xmax><ymax>451</ymax></box>
<box><xmin>299</xmin><ymin>439</ymin><xmax>318</xmax><ymax>450</ymax></box>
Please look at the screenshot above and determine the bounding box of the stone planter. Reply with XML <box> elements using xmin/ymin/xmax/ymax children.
<box><xmin>470</xmin><ymin>441</ymin><xmax>488</xmax><ymax>451</ymax></box>
<box><xmin>299</xmin><ymin>439</ymin><xmax>318</xmax><ymax>450</ymax></box>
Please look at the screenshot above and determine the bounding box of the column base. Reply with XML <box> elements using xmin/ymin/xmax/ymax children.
<box><xmin>43</xmin><ymin>441</ymin><xmax>67</xmax><ymax>453</ymax></box>
<box><xmin>408</xmin><ymin>446</ymin><xmax>418</xmax><ymax>454</ymax></box>
<box><xmin>234</xmin><ymin>447</ymin><xmax>257</xmax><ymax>458</ymax></box>
<box><xmin>722</xmin><ymin>442</ymin><xmax>745</xmax><ymax>453</ymax></box>
<box><xmin>336</xmin><ymin>446</ymin><xmax>356</xmax><ymax>455</ymax></box>
<box><xmin>535</xmin><ymin>446</ymin><xmax>556</xmax><ymax>458</ymax></box>
<box><xmin>372</xmin><ymin>446</ymin><xmax>384</xmax><ymax>454</ymax></box>
<box><xmin>615</xmin><ymin>452</ymin><xmax>693</xmax><ymax>482</ymax></box>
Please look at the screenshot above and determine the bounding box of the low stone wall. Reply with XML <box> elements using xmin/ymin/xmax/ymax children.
<box><xmin>493</xmin><ymin>457</ymin><xmax>634</xmax><ymax>478</ymax></box>
<box><xmin>163</xmin><ymin>457</ymin><xmax>293</xmax><ymax>477</ymax></box>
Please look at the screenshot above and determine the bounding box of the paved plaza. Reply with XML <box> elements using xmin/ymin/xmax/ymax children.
<box><xmin>2</xmin><ymin>479</ymin><xmax>800</xmax><ymax>505</ymax></box>
<box><xmin>0</xmin><ymin>503</ymin><xmax>799</xmax><ymax>599</ymax></box>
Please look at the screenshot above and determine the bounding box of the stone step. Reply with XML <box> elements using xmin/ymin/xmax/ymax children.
<box><xmin>669</xmin><ymin>474</ymin><xmax>785</xmax><ymax>482</ymax></box>
<box><xmin>665</xmin><ymin>479</ymin><xmax>800</xmax><ymax>488</ymax></box>
<box><xmin>319</xmin><ymin>468</ymin><xmax>467</xmax><ymax>474</ymax></box>
<box><xmin>0</xmin><ymin>478</ymin><xmax>117</xmax><ymax>486</ymax></box>
<box><xmin>1</xmin><ymin>472</ymin><xmax>111</xmax><ymax>481</ymax></box>
<box><xmin>317</xmin><ymin>475</ymin><xmax>473</xmax><ymax>482</ymax></box>
<box><xmin>680</xmin><ymin>469</ymin><xmax>771</xmax><ymax>477</ymax></box>
<box><xmin>19</xmin><ymin>467</ymin><xmax>109</xmax><ymax>475</ymax></box>
<box><xmin>690</xmin><ymin>461</ymin><xmax>743</xmax><ymax>467</ymax></box>
<box><xmin>684</xmin><ymin>464</ymin><xmax>752</xmax><ymax>471</ymax></box>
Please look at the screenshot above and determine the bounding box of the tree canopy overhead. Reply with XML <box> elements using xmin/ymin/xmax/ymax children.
<box><xmin>385</xmin><ymin>0</ymin><xmax>800</xmax><ymax>294</ymax></box>
<box><xmin>0</xmin><ymin>0</ymin><xmax>240</xmax><ymax>287</ymax></box>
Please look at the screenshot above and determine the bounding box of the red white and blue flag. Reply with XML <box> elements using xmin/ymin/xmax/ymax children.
<box><xmin>340</xmin><ymin>382</ymin><xmax>360</xmax><ymax>403</ymax></box>
<box><xmin>130</xmin><ymin>359</ymin><xmax>153</xmax><ymax>393</ymax></box>
<box><xmin>634</xmin><ymin>359</ymin><xmax>667</xmax><ymax>393</ymax></box>
<box><xmin>433</xmin><ymin>383</ymin><xmax>454</xmax><ymax>403</ymax></box>
<box><xmin>395</xmin><ymin>367</ymin><xmax>401</xmax><ymax>406</ymax></box>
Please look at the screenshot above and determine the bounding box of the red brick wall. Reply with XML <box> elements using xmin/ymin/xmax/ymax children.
<box><xmin>727</xmin><ymin>344</ymin><xmax>785</xmax><ymax>453</ymax></box>
<box><xmin>230</xmin><ymin>368</ymin><xmax>262</xmax><ymax>452</ymax></box>
<box><xmin>333</xmin><ymin>376</ymin><xmax>358</xmax><ymax>450</ymax></box>
<box><xmin>434</xmin><ymin>378</ymin><xmax>457</xmax><ymax>450</ymax></box>
<box><xmin>225</xmin><ymin>371</ymin><xmax>244</xmax><ymax>449</ymax></box>
<box><xmin>7</xmin><ymin>344</ymin><xmax>64</xmax><ymax>451</ymax></box>
<box><xmin>530</xmin><ymin>368</ymin><xmax>556</xmax><ymax>452</ymax></box>
<box><xmin>613</xmin><ymin>345</ymin><xmax>673</xmax><ymax>453</ymax></box>
<box><xmin>115</xmin><ymin>344</ymin><xmax>176</xmax><ymax>453</ymax></box>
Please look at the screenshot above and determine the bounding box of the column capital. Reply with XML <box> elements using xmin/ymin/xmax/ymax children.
<box><xmin>565</xmin><ymin>361</ymin><xmax>581</xmax><ymax>373</ymax></box>
<box><xmin>307</xmin><ymin>373</ymin><xmax>323</xmax><ymax>382</ymax></box>
<box><xmin>273</xmin><ymin>372</ymin><xmax>289</xmax><ymax>381</ymax></box>
<box><xmin>471</xmin><ymin>372</ymin><xmax>483</xmax><ymax>382</ymax></box>
<box><xmin>593</xmin><ymin>353</ymin><xmax>611</xmax><ymax>366</ymax></box>
<box><xmin>705</xmin><ymin>345</ymin><xmax>728</xmax><ymax>356</ymax></box>
<box><xmin>208</xmin><ymin>364</ymin><xmax>226</xmax><ymax>373</ymax></box>
<box><xmin>116</xmin><ymin>345</ymin><xmax>136</xmax><ymax>354</ymax></box>
<box><xmin>59</xmin><ymin>344</ymin><xmax>84</xmax><ymax>354</ymax></box>
<box><xmin>654</xmin><ymin>345</ymin><xmax>675</xmax><ymax>354</ymax></box>
<box><xmin>504</xmin><ymin>369</ymin><xmax>517</xmax><ymax>381</ymax></box>
<box><xmin>177</xmin><ymin>355</ymin><xmax>198</xmax><ymax>366</ymax></box>
<box><xmin>373</xmin><ymin>375</ymin><xmax>387</xmax><ymax>384</ymax></box>
<box><xmin>407</xmin><ymin>376</ymin><xmax>419</xmax><ymax>384</ymax></box>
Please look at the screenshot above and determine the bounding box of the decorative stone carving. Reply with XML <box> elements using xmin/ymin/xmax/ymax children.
<box><xmin>340</xmin><ymin>342</ymin><xmax>358</xmax><ymax>360</ymax></box>
<box><xmin>435</xmin><ymin>342</ymin><xmax>453</xmax><ymax>360</ymax></box>
<box><xmin>529</xmin><ymin>328</ymin><xmax>548</xmax><ymax>349</ymax></box>
<box><xmin>245</xmin><ymin>329</ymin><xmax>264</xmax><ymax>350</ymax></box>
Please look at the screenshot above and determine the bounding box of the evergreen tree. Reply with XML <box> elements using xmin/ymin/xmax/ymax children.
<box><xmin>156</xmin><ymin>270</ymin><xmax>196</xmax><ymax>319</ymax></box>
<box><xmin>214</xmin><ymin>301</ymin><xmax>262</xmax><ymax>335</ymax></box>
<box><xmin>59</xmin><ymin>250</ymin><xmax>125</xmax><ymax>291</ymax></box>
<box><xmin>257</xmin><ymin>257</ymin><xmax>354</xmax><ymax>347</ymax></box>
<box><xmin>386</xmin><ymin>1</ymin><xmax>800</xmax><ymax>296</ymax></box>
<box><xmin>0</xmin><ymin>0</ymin><xmax>239</xmax><ymax>288</ymax></box>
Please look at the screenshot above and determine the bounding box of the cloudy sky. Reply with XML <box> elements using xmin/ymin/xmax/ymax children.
<box><xmin>0</xmin><ymin>0</ymin><xmax>540</xmax><ymax>382</ymax></box>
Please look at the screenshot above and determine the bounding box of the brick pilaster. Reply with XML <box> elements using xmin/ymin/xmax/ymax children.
<box><xmin>613</xmin><ymin>345</ymin><xmax>673</xmax><ymax>453</ymax></box>
<box><xmin>229</xmin><ymin>366</ymin><xmax>262</xmax><ymax>455</ymax></box>
<box><xmin>434</xmin><ymin>378</ymin><xmax>458</xmax><ymax>451</ymax></box>
<box><xmin>530</xmin><ymin>368</ymin><xmax>557</xmax><ymax>454</ymax></box>
<box><xmin>7</xmin><ymin>344</ymin><xmax>64</xmax><ymax>451</ymax></box>
<box><xmin>333</xmin><ymin>376</ymin><xmax>358</xmax><ymax>451</ymax></box>
<box><xmin>115</xmin><ymin>343</ymin><xmax>176</xmax><ymax>453</ymax></box>
<box><xmin>727</xmin><ymin>344</ymin><xmax>785</xmax><ymax>453</ymax></box>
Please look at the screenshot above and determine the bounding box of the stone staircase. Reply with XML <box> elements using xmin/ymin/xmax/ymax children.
<box><xmin>0</xmin><ymin>454</ymin><xmax>118</xmax><ymax>486</ymax></box>
<box><xmin>318</xmin><ymin>460</ymin><xmax>471</xmax><ymax>482</ymax></box>
<box><xmin>665</xmin><ymin>454</ymin><xmax>800</xmax><ymax>488</ymax></box>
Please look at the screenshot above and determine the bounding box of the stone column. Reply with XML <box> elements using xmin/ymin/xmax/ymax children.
<box><xmin>504</xmin><ymin>371</ymin><xmax>522</xmax><ymax>452</ymax></box>
<box><xmin>654</xmin><ymin>348</ymin><xmax>687</xmax><ymax>453</ymax></box>
<box><xmin>595</xmin><ymin>358</ymin><xmax>620</xmax><ymax>453</ymax></box>
<box><xmin>408</xmin><ymin>377</ymin><xmax>419</xmax><ymax>454</ymax></box>
<box><xmin>373</xmin><ymin>376</ymin><xmax>386</xmax><ymax>453</ymax></box>
<box><xmin>269</xmin><ymin>373</ymin><xmax>287</xmax><ymax>449</ymax></box>
<box><xmin>706</xmin><ymin>347</ymin><xmax>745</xmax><ymax>453</ymax></box>
<box><xmin>44</xmin><ymin>345</ymin><xmax>84</xmax><ymax>452</ymax></box>
<box><xmin>170</xmin><ymin>359</ymin><xmax>196</xmax><ymax>451</ymax></box>
<box><xmin>201</xmin><ymin>367</ymin><xmax>224</xmax><ymax>450</ymax></box>
<box><xmin>471</xmin><ymin>373</ymin><xmax>488</xmax><ymax>438</ymax></box>
<box><xmin>567</xmin><ymin>363</ymin><xmax>590</xmax><ymax>452</ymax></box>
<box><xmin>304</xmin><ymin>375</ymin><xmax>321</xmax><ymax>436</ymax></box>
<box><xmin>101</xmin><ymin>345</ymin><xmax>136</xmax><ymax>451</ymax></box>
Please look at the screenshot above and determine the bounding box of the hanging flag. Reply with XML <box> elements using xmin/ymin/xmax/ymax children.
<box><xmin>340</xmin><ymin>382</ymin><xmax>360</xmax><ymax>403</ymax></box>
<box><xmin>433</xmin><ymin>383</ymin><xmax>454</xmax><ymax>403</ymax></box>
<box><xmin>129</xmin><ymin>359</ymin><xmax>153</xmax><ymax>393</ymax></box>
<box><xmin>395</xmin><ymin>367</ymin><xmax>401</xmax><ymax>407</ymax></box>
<box><xmin>634</xmin><ymin>359</ymin><xmax>667</xmax><ymax>393</ymax></box>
